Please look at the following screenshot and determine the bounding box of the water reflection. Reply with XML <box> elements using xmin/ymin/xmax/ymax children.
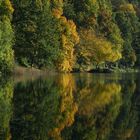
<box><xmin>0</xmin><ymin>73</ymin><xmax>140</xmax><ymax>140</ymax></box>
<box><xmin>11</xmin><ymin>74</ymin><xmax>78</xmax><ymax>140</ymax></box>
<box><xmin>0</xmin><ymin>77</ymin><xmax>13</xmax><ymax>140</ymax></box>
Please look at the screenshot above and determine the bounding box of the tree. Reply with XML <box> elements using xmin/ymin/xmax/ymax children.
<box><xmin>114</xmin><ymin>2</ymin><xmax>140</xmax><ymax>67</ymax></box>
<box><xmin>0</xmin><ymin>0</ymin><xmax>14</xmax><ymax>73</ymax></box>
<box><xmin>12</xmin><ymin>0</ymin><xmax>61</xmax><ymax>69</ymax></box>
<box><xmin>63</xmin><ymin>0</ymin><xmax>99</xmax><ymax>29</ymax></box>
<box><xmin>51</xmin><ymin>0</ymin><xmax>79</xmax><ymax>72</ymax></box>
<box><xmin>76</xmin><ymin>29</ymin><xmax>122</xmax><ymax>71</ymax></box>
<box><xmin>64</xmin><ymin>0</ymin><xmax>124</xmax><ymax>71</ymax></box>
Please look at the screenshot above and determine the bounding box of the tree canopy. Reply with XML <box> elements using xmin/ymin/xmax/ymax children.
<box><xmin>0</xmin><ymin>0</ymin><xmax>140</xmax><ymax>73</ymax></box>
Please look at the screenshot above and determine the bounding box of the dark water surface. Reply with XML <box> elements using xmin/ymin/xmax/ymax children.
<box><xmin>0</xmin><ymin>73</ymin><xmax>140</xmax><ymax>140</ymax></box>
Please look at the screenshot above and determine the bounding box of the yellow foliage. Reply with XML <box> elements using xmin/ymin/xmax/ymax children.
<box><xmin>48</xmin><ymin>74</ymin><xmax>78</xmax><ymax>139</ymax></box>
<box><xmin>51</xmin><ymin>0</ymin><xmax>63</xmax><ymax>17</ymax></box>
<box><xmin>58</xmin><ymin>31</ymin><xmax>78</xmax><ymax>72</ymax></box>
<box><xmin>58</xmin><ymin>74</ymin><xmax>75</xmax><ymax>89</ymax></box>
<box><xmin>4</xmin><ymin>0</ymin><xmax>14</xmax><ymax>14</ymax></box>
<box><xmin>52</xmin><ymin>8</ymin><xmax>63</xmax><ymax>18</ymax></box>
<box><xmin>78</xmin><ymin>82</ymin><xmax>122</xmax><ymax>116</ymax></box>
<box><xmin>79</xmin><ymin>29</ymin><xmax>122</xmax><ymax>66</ymax></box>
<box><xmin>60</xmin><ymin>20</ymin><xmax>79</xmax><ymax>72</ymax></box>
<box><xmin>120</xmin><ymin>4</ymin><xmax>136</xmax><ymax>13</ymax></box>
<box><xmin>92</xmin><ymin>0</ymin><xmax>97</xmax><ymax>3</ymax></box>
<box><xmin>51</xmin><ymin>0</ymin><xmax>79</xmax><ymax>72</ymax></box>
<box><xmin>58</xmin><ymin>19</ymin><xmax>79</xmax><ymax>72</ymax></box>
<box><xmin>116</xmin><ymin>129</ymin><xmax>134</xmax><ymax>139</ymax></box>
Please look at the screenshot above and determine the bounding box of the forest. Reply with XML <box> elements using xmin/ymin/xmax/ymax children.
<box><xmin>0</xmin><ymin>0</ymin><xmax>140</xmax><ymax>73</ymax></box>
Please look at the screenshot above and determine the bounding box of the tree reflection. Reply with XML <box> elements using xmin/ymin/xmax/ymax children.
<box><xmin>62</xmin><ymin>75</ymin><xmax>122</xmax><ymax>140</ymax></box>
<box><xmin>0</xmin><ymin>77</ymin><xmax>13</xmax><ymax>140</ymax></box>
<box><xmin>8</xmin><ymin>73</ymin><xmax>140</xmax><ymax>140</ymax></box>
<box><xmin>11</xmin><ymin>74</ymin><xmax>77</xmax><ymax>140</ymax></box>
<box><xmin>48</xmin><ymin>74</ymin><xmax>78</xmax><ymax>140</ymax></box>
<box><xmin>111</xmin><ymin>80</ymin><xmax>139</xmax><ymax>140</ymax></box>
<box><xmin>62</xmin><ymin>75</ymin><xmax>140</xmax><ymax>140</ymax></box>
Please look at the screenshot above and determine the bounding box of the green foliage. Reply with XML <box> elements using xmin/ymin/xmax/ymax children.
<box><xmin>64</xmin><ymin>0</ymin><xmax>140</xmax><ymax>70</ymax></box>
<box><xmin>0</xmin><ymin>77</ymin><xmax>13</xmax><ymax>139</ymax></box>
<box><xmin>11</xmin><ymin>74</ymin><xmax>77</xmax><ymax>140</ymax></box>
<box><xmin>0</xmin><ymin>73</ymin><xmax>140</xmax><ymax>140</ymax></box>
<box><xmin>114</xmin><ymin>1</ymin><xmax>140</xmax><ymax>67</ymax></box>
<box><xmin>0</xmin><ymin>0</ymin><xmax>14</xmax><ymax>74</ymax></box>
<box><xmin>64</xmin><ymin>0</ymin><xmax>99</xmax><ymax>28</ymax></box>
<box><xmin>64</xmin><ymin>0</ymin><xmax>124</xmax><ymax>71</ymax></box>
<box><xmin>110</xmin><ymin>80</ymin><xmax>138</xmax><ymax>140</ymax></box>
<box><xmin>61</xmin><ymin>74</ymin><xmax>140</xmax><ymax>140</ymax></box>
<box><xmin>1</xmin><ymin>0</ymin><xmax>140</xmax><ymax>72</ymax></box>
<box><xmin>12</xmin><ymin>0</ymin><xmax>61</xmax><ymax>68</ymax></box>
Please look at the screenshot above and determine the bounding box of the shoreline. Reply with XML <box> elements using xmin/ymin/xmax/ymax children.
<box><xmin>0</xmin><ymin>66</ymin><xmax>139</xmax><ymax>77</ymax></box>
<box><xmin>13</xmin><ymin>66</ymin><xmax>140</xmax><ymax>75</ymax></box>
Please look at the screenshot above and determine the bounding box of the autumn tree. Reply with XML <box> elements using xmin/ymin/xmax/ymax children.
<box><xmin>64</xmin><ymin>0</ymin><xmax>123</xmax><ymax>71</ymax></box>
<box><xmin>76</xmin><ymin>29</ymin><xmax>122</xmax><ymax>71</ymax></box>
<box><xmin>51</xmin><ymin>0</ymin><xmax>79</xmax><ymax>72</ymax></box>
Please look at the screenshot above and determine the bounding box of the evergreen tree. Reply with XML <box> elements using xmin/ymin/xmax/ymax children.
<box><xmin>114</xmin><ymin>2</ymin><xmax>140</xmax><ymax>67</ymax></box>
<box><xmin>12</xmin><ymin>0</ymin><xmax>61</xmax><ymax>68</ymax></box>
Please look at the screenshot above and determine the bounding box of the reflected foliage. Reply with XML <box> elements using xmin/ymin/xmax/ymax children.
<box><xmin>62</xmin><ymin>75</ymin><xmax>140</xmax><ymax>140</ymax></box>
<box><xmin>0</xmin><ymin>77</ymin><xmax>13</xmax><ymax>140</ymax></box>
<box><xmin>0</xmin><ymin>74</ymin><xmax>140</xmax><ymax>140</ymax></box>
<box><xmin>62</xmin><ymin>75</ymin><xmax>122</xmax><ymax>140</ymax></box>
<box><xmin>11</xmin><ymin>74</ymin><xmax>78</xmax><ymax>140</ymax></box>
<box><xmin>110</xmin><ymin>80</ymin><xmax>139</xmax><ymax>140</ymax></box>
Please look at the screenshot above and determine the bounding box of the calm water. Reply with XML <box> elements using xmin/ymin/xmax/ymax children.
<box><xmin>0</xmin><ymin>73</ymin><xmax>140</xmax><ymax>140</ymax></box>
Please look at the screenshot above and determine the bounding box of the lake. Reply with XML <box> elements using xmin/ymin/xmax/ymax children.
<box><xmin>0</xmin><ymin>73</ymin><xmax>140</xmax><ymax>140</ymax></box>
